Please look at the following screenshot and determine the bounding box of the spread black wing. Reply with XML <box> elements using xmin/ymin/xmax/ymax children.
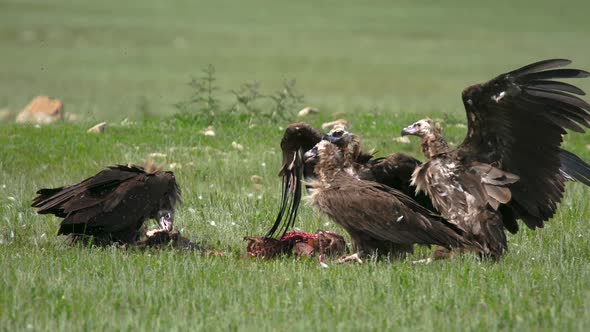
<box><xmin>457</xmin><ymin>59</ymin><xmax>590</xmax><ymax>231</ymax></box>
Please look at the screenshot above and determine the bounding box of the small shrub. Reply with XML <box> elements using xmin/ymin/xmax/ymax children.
<box><xmin>173</xmin><ymin>65</ymin><xmax>304</xmax><ymax>126</ymax></box>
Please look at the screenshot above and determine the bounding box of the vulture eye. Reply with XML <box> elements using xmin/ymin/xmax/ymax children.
<box><xmin>165</xmin><ymin>212</ymin><xmax>172</xmax><ymax>219</ymax></box>
<box><xmin>415</xmin><ymin>123</ymin><xmax>421</xmax><ymax>128</ymax></box>
<box><xmin>332</xmin><ymin>130</ymin><xmax>344</xmax><ymax>138</ymax></box>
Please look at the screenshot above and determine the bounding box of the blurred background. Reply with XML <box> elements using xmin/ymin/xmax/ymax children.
<box><xmin>2</xmin><ymin>0</ymin><xmax>590</xmax><ymax>120</ymax></box>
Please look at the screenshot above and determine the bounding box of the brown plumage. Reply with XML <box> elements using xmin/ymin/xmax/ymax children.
<box><xmin>324</xmin><ymin>127</ymin><xmax>435</xmax><ymax>211</ymax></box>
<box><xmin>32</xmin><ymin>164</ymin><xmax>181</xmax><ymax>245</ymax></box>
<box><xmin>304</xmin><ymin>140</ymin><xmax>472</xmax><ymax>259</ymax></box>
<box><xmin>402</xmin><ymin>59</ymin><xmax>590</xmax><ymax>258</ymax></box>
<box><xmin>267</xmin><ymin>122</ymin><xmax>432</xmax><ymax>239</ymax></box>
<box><xmin>266</xmin><ymin>122</ymin><xmax>324</xmax><ymax>238</ymax></box>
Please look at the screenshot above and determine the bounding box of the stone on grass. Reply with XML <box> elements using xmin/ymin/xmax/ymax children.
<box><xmin>87</xmin><ymin>122</ymin><xmax>107</xmax><ymax>134</ymax></box>
<box><xmin>298</xmin><ymin>106</ymin><xmax>319</xmax><ymax>117</ymax></box>
<box><xmin>203</xmin><ymin>126</ymin><xmax>216</xmax><ymax>136</ymax></box>
<box><xmin>16</xmin><ymin>96</ymin><xmax>63</xmax><ymax>124</ymax></box>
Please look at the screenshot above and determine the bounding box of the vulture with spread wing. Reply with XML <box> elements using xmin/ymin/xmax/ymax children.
<box><xmin>267</xmin><ymin>122</ymin><xmax>433</xmax><ymax>240</ymax></box>
<box><xmin>402</xmin><ymin>59</ymin><xmax>590</xmax><ymax>258</ymax></box>
<box><xmin>32</xmin><ymin>164</ymin><xmax>180</xmax><ymax>245</ymax></box>
<box><xmin>303</xmin><ymin>140</ymin><xmax>472</xmax><ymax>261</ymax></box>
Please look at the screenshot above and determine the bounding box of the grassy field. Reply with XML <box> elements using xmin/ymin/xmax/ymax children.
<box><xmin>2</xmin><ymin>0</ymin><xmax>590</xmax><ymax>331</ymax></box>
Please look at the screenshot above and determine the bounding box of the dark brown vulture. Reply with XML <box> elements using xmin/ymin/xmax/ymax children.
<box><xmin>303</xmin><ymin>140</ymin><xmax>473</xmax><ymax>261</ymax></box>
<box><xmin>266</xmin><ymin>122</ymin><xmax>433</xmax><ymax>241</ymax></box>
<box><xmin>401</xmin><ymin>59</ymin><xmax>590</xmax><ymax>259</ymax></box>
<box><xmin>32</xmin><ymin>164</ymin><xmax>181</xmax><ymax>245</ymax></box>
<box><xmin>324</xmin><ymin>126</ymin><xmax>435</xmax><ymax>211</ymax></box>
<box><xmin>266</xmin><ymin>122</ymin><xmax>324</xmax><ymax>238</ymax></box>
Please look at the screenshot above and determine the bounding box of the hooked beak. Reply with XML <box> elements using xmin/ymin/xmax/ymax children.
<box><xmin>401</xmin><ymin>125</ymin><xmax>417</xmax><ymax>136</ymax></box>
<box><xmin>303</xmin><ymin>146</ymin><xmax>318</xmax><ymax>163</ymax></box>
<box><xmin>159</xmin><ymin>216</ymin><xmax>174</xmax><ymax>232</ymax></box>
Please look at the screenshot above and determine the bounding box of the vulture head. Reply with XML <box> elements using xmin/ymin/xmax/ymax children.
<box><xmin>323</xmin><ymin>127</ymin><xmax>363</xmax><ymax>164</ymax></box>
<box><xmin>304</xmin><ymin>140</ymin><xmax>344</xmax><ymax>179</ymax></box>
<box><xmin>401</xmin><ymin>118</ymin><xmax>440</xmax><ymax>138</ymax></box>
<box><xmin>156</xmin><ymin>209</ymin><xmax>174</xmax><ymax>231</ymax></box>
<box><xmin>280</xmin><ymin>122</ymin><xmax>323</xmax><ymax>171</ymax></box>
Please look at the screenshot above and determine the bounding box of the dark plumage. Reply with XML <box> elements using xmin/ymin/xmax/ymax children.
<box><xmin>32</xmin><ymin>164</ymin><xmax>181</xmax><ymax>245</ymax></box>
<box><xmin>266</xmin><ymin>122</ymin><xmax>324</xmax><ymax>238</ymax></box>
<box><xmin>304</xmin><ymin>140</ymin><xmax>472</xmax><ymax>259</ymax></box>
<box><xmin>324</xmin><ymin>127</ymin><xmax>435</xmax><ymax>211</ymax></box>
<box><xmin>402</xmin><ymin>59</ymin><xmax>590</xmax><ymax>258</ymax></box>
<box><xmin>267</xmin><ymin>122</ymin><xmax>431</xmax><ymax>239</ymax></box>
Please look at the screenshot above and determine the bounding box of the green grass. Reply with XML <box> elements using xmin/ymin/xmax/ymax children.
<box><xmin>2</xmin><ymin>0</ymin><xmax>590</xmax><ymax>119</ymax></box>
<box><xmin>1</xmin><ymin>116</ymin><xmax>590</xmax><ymax>331</ymax></box>
<box><xmin>2</xmin><ymin>0</ymin><xmax>590</xmax><ymax>331</ymax></box>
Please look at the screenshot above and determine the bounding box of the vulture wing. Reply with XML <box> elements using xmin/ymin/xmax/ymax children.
<box><xmin>266</xmin><ymin>123</ymin><xmax>323</xmax><ymax>238</ymax></box>
<box><xmin>364</xmin><ymin>153</ymin><xmax>436</xmax><ymax>211</ymax></box>
<box><xmin>317</xmin><ymin>179</ymin><xmax>470</xmax><ymax>248</ymax></box>
<box><xmin>32</xmin><ymin>165</ymin><xmax>144</xmax><ymax>217</ymax></box>
<box><xmin>32</xmin><ymin>165</ymin><xmax>180</xmax><ymax>243</ymax></box>
<box><xmin>560</xmin><ymin>148</ymin><xmax>590</xmax><ymax>186</ymax></box>
<box><xmin>457</xmin><ymin>59</ymin><xmax>590</xmax><ymax>229</ymax></box>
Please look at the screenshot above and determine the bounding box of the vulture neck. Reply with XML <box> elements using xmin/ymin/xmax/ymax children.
<box><xmin>342</xmin><ymin>139</ymin><xmax>361</xmax><ymax>168</ymax></box>
<box><xmin>420</xmin><ymin>132</ymin><xmax>450</xmax><ymax>159</ymax></box>
<box><xmin>316</xmin><ymin>154</ymin><xmax>346</xmax><ymax>184</ymax></box>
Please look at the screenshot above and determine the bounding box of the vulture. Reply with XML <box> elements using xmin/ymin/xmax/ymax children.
<box><xmin>32</xmin><ymin>164</ymin><xmax>181</xmax><ymax>245</ymax></box>
<box><xmin>401</xmin><ymin>59</ymin><xmax>590</xmax><ymax>259</ymax></box>
<box><xmin>323</xmin><ymin>126</ymin><xmax>435</xmax><ymax>211</ymax></box>
<box><xmin>266</xmin><ymin>122</ymin><xmax>433</xmax><ymax>240</ymax></box>
<box><xmin>266</xmin><ymin>122</ymin><xmax>324</xmax><ymax>238</ymax></box>
<box><xmin>303</xmin><ymin>140</ymin><xmax>473</xmax><ymax>261</ymax></box>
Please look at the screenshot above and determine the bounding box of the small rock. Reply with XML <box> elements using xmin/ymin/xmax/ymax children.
<box><xmin>87</xmin><ymin>122</ymin><xmax>107</xmax><ymax>134</ymax></box>
<box><xmin>321</xmin><ymin>119</ymin><xmax>348</xmax><ymax>130</ymax></box>
<box><xmin>16</xmin><ymin>96</ymin><xmax>64</xmax><ymax>124</ymax></box>
<box><xmin>298</xmin><ymin>106</ymin><xmax>319</xmax><ymax>117</ymax></box>
<box><xmin>393</xmin><ymin>136</ymin><xmax>411</xmax><ymax>144</ymax></box>
<box><xmin>203</xmin><ymin>126</ymin><xmax>215</xmax><ymax>136</ymax></box>
<box><xmin>250</xmin><ymin>175</ymin><xmax>263</xmax><ymax>183</ymax></box>
<box><xmin>586</xmin><ymin>144</ymin><xmax>590</xmax><ymax>151</ymax></box>
<box><xmin>454</xmin><ymin>123</ymin><xmax>467</xmax><ymax>128</ymax></box>
<box><xmin>232</xmin><ymin>141</ymin><xmax>244</xmax><ymax>151</ymax></box>
<box><xmin>169</xmin><ymin>163</ymin><xmax>182</xmax><ymax>169</ymax></box>
<box><xmin>148</xmin><ymin>153</ymin><xmax>167</xmax><ymax>158</ymax></box>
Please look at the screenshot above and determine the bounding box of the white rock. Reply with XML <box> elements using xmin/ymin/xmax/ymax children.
<box><xmin>298</xmin><ymin>106</ymin><xmax>319</xmax><ymax>117</ymax></box>
<box><xmin>87</xmin><ymin>122</ymin><xmax>107</xmax><ymax>134</ymax></box>
<box><xmin>203</xmin><ymin>126</ymin><xmax>215</xmax><ymax>136</ymax></box>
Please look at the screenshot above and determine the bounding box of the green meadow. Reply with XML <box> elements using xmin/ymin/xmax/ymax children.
<box><xmin>1</xmin><ymin>0</ymin><xmax>590</xmax><ymax>330</ymax></box>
